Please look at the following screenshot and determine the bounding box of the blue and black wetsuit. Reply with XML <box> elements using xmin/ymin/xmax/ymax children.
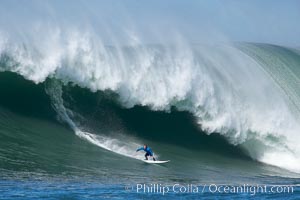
<box><xmin>136</xmin><ymin>146</ymin><xmax>156</xmax><ymax>161</ymax></box>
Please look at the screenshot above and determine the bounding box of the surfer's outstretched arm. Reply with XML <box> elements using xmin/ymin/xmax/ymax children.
<box><xmin>136</xmin><ymin>147</ymin><xmax>144</xmax><ymax>152</ymax></box>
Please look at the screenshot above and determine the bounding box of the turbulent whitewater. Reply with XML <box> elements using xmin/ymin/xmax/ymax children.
<box><xmin>0</xmin><ymin>33</ymin><xmax>300</xmax><ymax>173</ymax></box>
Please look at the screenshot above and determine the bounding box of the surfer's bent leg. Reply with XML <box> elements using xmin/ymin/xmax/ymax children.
<box><xmin>145</xmin><ymin>153</ymin><xmax>150</xmax><ymax>160</ymax></box>
<box><xmin>150</xmin><ymin>153</ymin><xmax>156</xmax><ymax>161</ymax></box>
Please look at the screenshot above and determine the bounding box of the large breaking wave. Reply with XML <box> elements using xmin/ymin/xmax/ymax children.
<box><xmin>0</xmin><ymin>31</ymin><xmax>300</xmax><ymax>173</ymax></box>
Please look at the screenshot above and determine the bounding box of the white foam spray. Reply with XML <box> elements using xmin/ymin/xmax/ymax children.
<box><xmin>45</xmin><ymin>79</ymin><xmax>146</xmax><ymax>160</ymax></box>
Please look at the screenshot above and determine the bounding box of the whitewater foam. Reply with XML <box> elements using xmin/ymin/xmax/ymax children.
<box><xmin>45</xmin><ymin>79</ymin><xmax>146</xmax><ymax>160</ymax></box>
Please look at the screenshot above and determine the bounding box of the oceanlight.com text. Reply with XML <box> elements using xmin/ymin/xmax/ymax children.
<box><xmin>124</xmin><ymin>183</ymin><xmax>295</xmax><ymax>196</ymax></box>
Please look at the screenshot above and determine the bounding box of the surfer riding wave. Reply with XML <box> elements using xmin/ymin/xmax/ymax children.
<box><xmin>136</xmin><ymin>144</ymin><xmax>156</xmax><ymax>161</ymax></box>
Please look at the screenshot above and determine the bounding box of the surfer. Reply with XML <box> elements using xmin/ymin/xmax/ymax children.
<box><xmin>136</xmin><ymin>144</ymin><xmax>156</xmax><ymax>161</ymax></box>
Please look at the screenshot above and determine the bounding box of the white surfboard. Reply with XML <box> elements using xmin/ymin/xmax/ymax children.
<box><xmin>142</xmin><ymin>160</ymin><xmax>170</xmax><ymax>164</ymax></box>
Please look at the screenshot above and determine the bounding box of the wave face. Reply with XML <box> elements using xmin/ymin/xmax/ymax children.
<box><xmin>0</xmin><ymin>35</ymin><xmax>300</xmax><ymax>173</ymax></box>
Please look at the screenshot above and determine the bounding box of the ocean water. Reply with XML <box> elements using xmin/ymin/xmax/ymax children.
<box><xmin>1</xmin><ymin>40</ymin><xmax>300</xmax><ymax>199</ymax></box>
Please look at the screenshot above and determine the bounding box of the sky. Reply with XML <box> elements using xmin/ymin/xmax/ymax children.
<box><xmin>0</xmin><ymin>0</ymin><xmax>299</xmax><ymax>46</ymax></box>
